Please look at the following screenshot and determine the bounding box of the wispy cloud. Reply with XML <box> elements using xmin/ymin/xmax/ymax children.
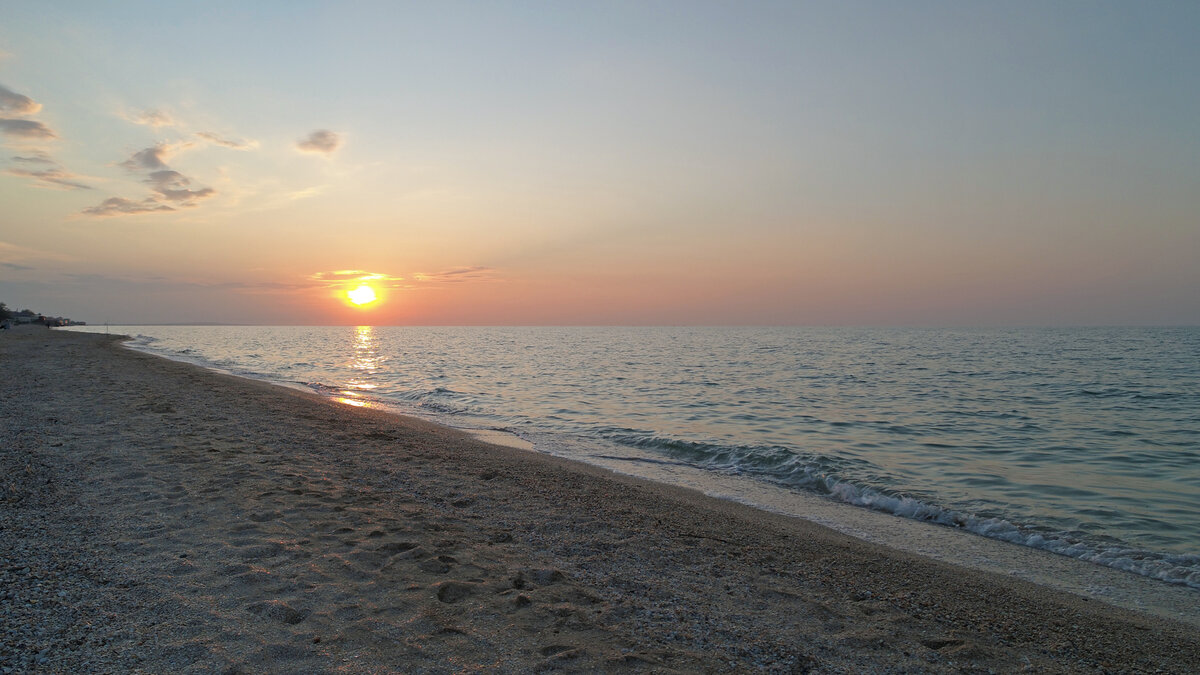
<box><xmin>81</xmin><ymin>196</ymin><xmax>175</xmax><ymax>217</ymax></box>
<box><xmin>310</xmin><ymin>269</ymin><xmax>377</xmax><ymax>282</ymax></box>
<box><xmin>310</xmin><ymin>269</ymin><xmax>403</xmax><ymax>284</ymax></box>
<box><xmin>196</xmin><ymin>131</ymin><xmax>257</xmax><ymax>150</ymax></box>
<box><xmin>0</xmin><ymin>118</ymin><xmax>56</xmax><ymax>139</ymax></box>
<box><xmin>131</xmin><ymin>109</ymin><xmax>175</xmax><ymax>128</ymax></box>
<box><xmin>308</xmin><ymin>267</ymin><xmax>497</xmax><ymax>290</ymax></box>
<box><xmin>118</xmin><ymin>143</ymin><xmax>187</xmax><ymax>171</ymax></box>
<box><xmin>85</xmin><ymin>141</ymin><xmax>213</xmax><ymax>216</ymax></box>
<box><xmin>6</xmin><ymin>149</ymin><xmax>91</xmax><ymax>190</ymax></box>
<box><xmin>3</xmin><ymin>73</ymin><xmax>341</xmax><ymax>219</ymax></box>
<box><xmin>11</xmin><ymin>151</ymin><xmax>54</xmax><ymax>164</ymax></box>
<box><xmin>297</xmin><ymin>129</ymin><xmax>341</xmax><ymax>154</ymax></box>
<box><xmin>412</xmin><ymin>266</ymin><xmax>495</xmax><ymax>283</ymax></box>
<box><xmin>145</xmin><ymin>169</ymin><xmax>215</xmax><ymax>204</ymax></box>
<box><xmin>0</xmin><ymin>85</ymin><xmax>90</xmax><ymax>193</ymax></box>
<box><xmin>76</xmin><ymin>116</ymin><xmax>259</xmax><ymax>216</ymax></box>
<box><xmin>0</xmin><ymin>84</ymin><xmax>56</xmax><ymax>141</ymax></box>
<box><xmin>1</xmin><ymin>261</ymin><xmax>34</xmax><ymax>271</ymax></box>
<box><xmin>0</xmin><ymin>84</ymin><xmax>41</xmax><ymax>115</ymax></box>
<box><xmin>4</xmin><ymin>165</ymin><xmax>92</xmax><ymax>190</ymax></box>
<box><xmin>309</xmin><ymin>269</ymin><xmax>408</xmax><ymax>289</ymax></box>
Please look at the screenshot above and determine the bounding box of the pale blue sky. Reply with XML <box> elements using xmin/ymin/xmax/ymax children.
<box><xmin>1</xmin><ymin>1</ymin><xmax>1197</xmax><ymax>324</ymax></box>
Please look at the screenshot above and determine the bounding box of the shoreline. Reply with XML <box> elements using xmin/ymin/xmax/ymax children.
<box><xmin>104</xmin><ymin>325</ymin><xmax>1200</xmax><ymax>625</ymax></box>
<box><xmin>3</xmin><ymin>327</ymin><xmax>1199</xmax><ymax>672</ymax></box>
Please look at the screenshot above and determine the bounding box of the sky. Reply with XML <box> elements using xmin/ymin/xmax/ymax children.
<box><xmin>1</xmin><ymin>1</ymin><xmax>1197</xmax><ymax>326</ymax></box>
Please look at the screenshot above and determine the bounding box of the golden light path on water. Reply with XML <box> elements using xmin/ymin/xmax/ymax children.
<box><xmin>337</xmin><ymin>326</ymin><xmax>379</xmax><ymax>407</ymax></box>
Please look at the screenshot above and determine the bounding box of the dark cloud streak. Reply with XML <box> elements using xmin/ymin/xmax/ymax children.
<box><xmin>0</xmin><ymin>118</ymin><xmax>56</xmax><ymax>138</ymax></box>
<box><xmin>0</xmin><ymin>84</ymin><xmax>41</xmax><ymax>115</ymax></box>
<box><xmin>120</xmin><ymin>145</ymin><xmax>172</xmax><ymax>171</ymax></box>
<box><xmin>88</xmin><ymin>143</ymin><xmax>215</xmax><ymax>215</ymax></box>
<box><xmin>414</xmin><ymin>266</ymin><xmax>494</xmax><ymax>283</ymax></box>
<box><xmin>144</xmin><ymin>169</ymin><xmax>215</xmax><ymax>203</ymax></box>
<box><xmin>134</xmin><ymin>109</ymin><xmax>174</xmax><ymax>128</ymax></box>
<box><xmin>12</xmin><ymin>152</ymin><xmax>54</xmax><ymax>164</ymax></box>
<box><xmin>5</xmin><ymin>149</ymin><xmax>91</xmax><ymax>190</ymax></box>
<box><xmin>4</xmin><ymin>166</ymin><xmax>92</xmax><ymax>190</ymax></box>
<box><xmin>81</xmin><ymin>197</ymin><xmax>175</xmax><ymax>217</ymax></box>
<box><xmin>297</xmin><ymin>129</ymin><xmax>341</xmax><ymax>154</ymax></box>
<box><xmin>196</xmin><ymin>131</ymin><xmax>256</xmax><ymax>149</ymax></box>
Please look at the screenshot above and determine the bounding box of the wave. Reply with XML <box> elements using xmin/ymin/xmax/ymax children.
<box><xmin>595</xmin><ymin>430</ymin><xmax>1200</xmax><ymax>590</ymax></box>
<box><xmin>304</xmin><ymin>381</ymin><xmax>471</xmax><ymax>416</ymax></box>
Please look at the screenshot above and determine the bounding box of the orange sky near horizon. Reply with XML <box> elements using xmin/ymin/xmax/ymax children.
<box><xmin>1</xmin><ymin>3</ymin><xmax>1197</xmax><ymax>326</ymax></box>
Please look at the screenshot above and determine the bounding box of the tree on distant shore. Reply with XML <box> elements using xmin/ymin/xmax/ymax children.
<box><xmin>0</xmin><ymin>303</ymin><xmax>11</xmax><ymax>320</ymax></box>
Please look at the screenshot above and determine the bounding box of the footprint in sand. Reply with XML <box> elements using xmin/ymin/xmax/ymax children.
<box><xmin>511</xmin><ymin>568</ymin><xmax>565</xmax><ymax>589</ymax></box>
<box><xmin>435</xmin><ymin>581</ymin><xmax>475</xmax><ymax>603</ymax></box>
<box><xmin>418</xmin><ymin>555</ymin><xmax>457</xmax><ymax>574</ymax></box>
<box><xmin>247</xmin><ymin>600</ymin><xmax>308</xmax><ymax>625</ymax></box>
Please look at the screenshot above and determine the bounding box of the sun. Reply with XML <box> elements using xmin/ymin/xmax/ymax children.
<box><xmin>347</xmin><ymin>284</ymin><xmax>377</xmax><ymax>306</ymax></box>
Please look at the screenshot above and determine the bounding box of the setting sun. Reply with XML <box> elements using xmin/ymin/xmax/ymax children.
<box><xmin>347</xmin><ymin>284</ymin><xmax>377</xmax><ymax>306</ymax></box>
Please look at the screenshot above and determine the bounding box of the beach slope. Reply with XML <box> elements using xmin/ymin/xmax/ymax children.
<box><xmin>2</xmin><ymin>328</ymin><xmax>1197</xmax><ymax>672</ymax></box>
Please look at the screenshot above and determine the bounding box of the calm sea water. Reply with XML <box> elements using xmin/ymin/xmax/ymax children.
<box><xmin>75</xmin><ymin>326</ymin><xmax>1200</xmax><ymax>588</ymax></box>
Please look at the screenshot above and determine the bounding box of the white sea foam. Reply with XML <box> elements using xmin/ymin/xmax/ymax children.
<box><xmin>822</xmin><ymin>477</ymin><xmax>1200</xmax><ymax>589</ymax></box>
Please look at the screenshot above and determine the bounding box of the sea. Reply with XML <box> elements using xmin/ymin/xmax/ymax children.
<box><xmin>67</xmin><ymin>325</ymin><xmax>1200</xmax><ymax>597</ymax></box>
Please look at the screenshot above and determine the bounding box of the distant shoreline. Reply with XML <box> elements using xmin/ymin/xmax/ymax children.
<box><xmin>61</xmin><ymin>322</ymin><xmax>1200</xmax><ymax>328</ymax></box>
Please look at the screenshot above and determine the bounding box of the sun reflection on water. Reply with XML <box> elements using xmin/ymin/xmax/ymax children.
<box><xmin>339</xmin><ymin>326</ymin><xmax>384</xmax><ymax>407</ymax></box>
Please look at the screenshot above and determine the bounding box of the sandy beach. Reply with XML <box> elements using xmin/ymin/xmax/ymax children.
<box><xmin>2</xmin><ymin>328</ymin><xmax>1198</xmax><ymax>673</ymax></box>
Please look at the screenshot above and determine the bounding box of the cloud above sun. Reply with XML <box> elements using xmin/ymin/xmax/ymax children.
<box><xmin>308</xmin><ymin>267</ymin><xmax>497</xmax><ymax>291</ymax></box>
<box><xmin>310</xmin><ymin>270</ymin><xmax>406</xmax><ymax>288</ymax></box>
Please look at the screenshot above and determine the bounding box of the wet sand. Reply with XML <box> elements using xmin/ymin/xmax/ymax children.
<box><xmin>2</xmin><ymin>327</ymin><xmax>1198</xmax><ymax>673</ymax></box>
